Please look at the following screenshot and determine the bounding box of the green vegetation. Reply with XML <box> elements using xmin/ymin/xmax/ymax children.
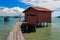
<box><xmin>23</xmin><ymin>27</ymin><xmax>51</xmax><ymax>40</ymax></box>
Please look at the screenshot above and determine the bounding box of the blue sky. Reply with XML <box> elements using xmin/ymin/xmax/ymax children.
<box><xmin>0</xmin><ymin>0</ymin><xmax>60</xmax><ymax>17</ymax></box>
<box><xmin>0</xmin><ymin>0</ymin><xmax>29</xmax><ymax>8</ymax></box>
<box><xmin>0</xmin><ymin>0</ymin><xmax>29</xmax><ymax>16</ymax></box>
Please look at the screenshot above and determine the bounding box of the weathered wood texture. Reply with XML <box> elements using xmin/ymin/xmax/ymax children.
<box><xmin>6</xmin><ymin>22</ymin><xmax>27</xmax><ymax>40</ymax></box>
<box><xmin>23</xmin><ymin>7</ymin><xmax>52</xmax><ymax>25</ymax></box>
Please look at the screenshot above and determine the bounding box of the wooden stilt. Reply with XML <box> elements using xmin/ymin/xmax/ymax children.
<box><xmin>46</xmin><ymin>23</ymin><xmax>48</xmax><ymax>27</ymax></box>
<box><xmin>39</xmin><ymin>23</ymin><xmax>41</xmax><ymax>27</ymax></box>
<box><xmin>40</xmin><ymin>23</ymin><xmax>42</xmax><ymax>27</ymax></box>
<box><xmin>21</xmin><ymin>23</ymin><xmax>27</xmax><ymax>33</ymax></box>
<box><xmin>28</xmin><ymin>24</ymin><xmax>36</xmax><ymax>33</ymax></box>
<box><xmin>43</xmin><ymin>23</ymin><xmax>44</xmax><ymax>27</ymax></box>
<box><xmin>45</xmin><ymin>22</ymin><xmax>47</xmax><ymax>27</ymax></box>
<box><xmin>42</xmin><ymin>23</ymin><xmax>44</xmax><ymax>27</ymax></box>
<box><xmin>27</xmin><ymin>25</ymin><xmax>31</xmax><ymax>33</ymax></box>
<box><xmin>41</xmin><ymin>23</ymin><xmax>43</xmax><ymax>27</ymax></box>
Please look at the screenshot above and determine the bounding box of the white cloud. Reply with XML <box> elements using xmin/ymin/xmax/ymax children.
<box><xmin>20</xmin><ymin>0</ymin><xmax>60</xmax><ymax>10</ymax></box>
<box><xmin>11</xmin><ymin>7</ymin><xmax>25</xmax><ymax>13</ymax></box>
<box><xmin>0</xmin><ymin>7</ymin><xmax>25</xmax><ymax>16</ymax></box>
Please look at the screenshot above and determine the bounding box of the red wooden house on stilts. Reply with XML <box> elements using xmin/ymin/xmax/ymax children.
<box><xmin>22</xmin><ymin>6</ymin><xmax>52</xmax><ymax>33</ymax></box>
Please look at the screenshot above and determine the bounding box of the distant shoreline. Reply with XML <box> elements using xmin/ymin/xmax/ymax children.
<box><xmin>56</xmin><ymin>16</ymin><xmax>60</xmax><ymax>18</ymax></box>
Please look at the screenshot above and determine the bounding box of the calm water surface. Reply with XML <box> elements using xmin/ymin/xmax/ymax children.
<box><xmin>0</xmin><ymin>16</ymin><xmax>60</xmax><ymax>40</ymax></box>
<box><xmin>0</xmin><ymin>17</ymin><xmax>20</xmax><ymax>30</ymax></box>
<box><xmin>51</xmin><ymin>18</ymin><xmax>60</xmax><ymax>40</ymax></box>
<box><xmin>0</xmin><ymin>16</ymin><xmax>20</xmax><ymax>40</ymax></box>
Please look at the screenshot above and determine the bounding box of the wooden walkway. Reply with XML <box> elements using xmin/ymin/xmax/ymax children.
<box><xmin>7</xmin><ymin>22</ymin><xmax>27</xmax><ymax>40</ymax></box>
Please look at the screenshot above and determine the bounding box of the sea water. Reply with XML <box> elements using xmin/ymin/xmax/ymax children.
<box><xmin>0</xmin><ymin>16</ymin><xmax>21</xmax><ymax>40</ymax></box>
<box><xmin>51</xmin><ymin>18</ymin><xmax>60</xmax><ymax>40</ymax></box>
<box><xmin>0</xmin><ymin>16</ymin><xmax>60</xmax><ymax>40</ymax></box>
<box><xmin>0</xmin><ymin>16</ymin><xmax>20</xmax><ymax>30</ymax></box>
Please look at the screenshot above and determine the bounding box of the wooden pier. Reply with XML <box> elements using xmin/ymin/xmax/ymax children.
<box><xmin>6</xmin><ymin>22</ymin><xmax>27</xmax><ymax>40</ymax></box>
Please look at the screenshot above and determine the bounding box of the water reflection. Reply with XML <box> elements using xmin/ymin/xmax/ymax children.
<box><xmin>50</xmin><ymin>23</ymin><xmax>60</xmax><ymax>40</ymax></box>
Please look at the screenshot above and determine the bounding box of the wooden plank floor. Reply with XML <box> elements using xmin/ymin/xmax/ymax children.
<box><xmin>6</xmin><ymin>22</ymin><xmax>27</xmax><ymax>40</ymax></box>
